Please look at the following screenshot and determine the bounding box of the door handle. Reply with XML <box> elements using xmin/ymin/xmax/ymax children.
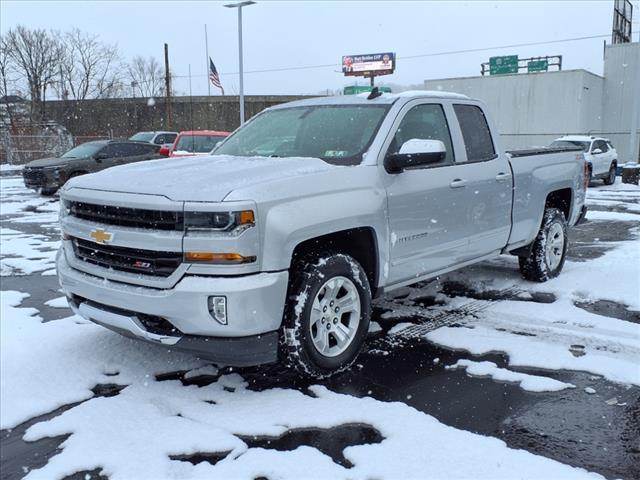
<box><xmin>495</xmin><ymin>172</ymin><xmax>511</xmax><ymax>182</ymax></box>
<box><xmin>449</xmin><ymin>179</ymin><xmax>467</xmax><ymax>189</ymax></box>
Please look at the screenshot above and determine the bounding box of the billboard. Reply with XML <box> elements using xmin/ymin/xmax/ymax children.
<box><xmin>342</xmin><ymin>52</ymin><xmax>395</xmax><ymax>77</ymax></box>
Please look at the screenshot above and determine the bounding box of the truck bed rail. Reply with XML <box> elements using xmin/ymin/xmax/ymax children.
<box><xmin>507</xmin><ymin>146</ymin><xmax>583</xmax><ymax>158</ymax></box>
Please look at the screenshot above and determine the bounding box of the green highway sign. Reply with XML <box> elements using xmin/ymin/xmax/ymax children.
<box><xmin>489</xmin><ymin>55</ymin><xmax>519</xmax><ymax>75</ymax></box>
<box><xmin>527</xmin><ymin>60</ymin><xmax>549</xmax><ymax>73</ymax></box>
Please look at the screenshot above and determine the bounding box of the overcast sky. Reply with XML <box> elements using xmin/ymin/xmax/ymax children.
<box><xmin>2</xmin><ymin>0</ymin><xmax>639</xmax><ymax>96</ymax></box>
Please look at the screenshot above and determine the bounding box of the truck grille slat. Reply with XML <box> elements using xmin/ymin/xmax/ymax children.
<box><xmin>73</xmin><ymin>238</ymin><xmax>181</xmax><ymax>277</ymax></box>
<box><xmin>69</xmin><ymin>201</ymin><xmax>183</xmax><ymax>231</ymax></box>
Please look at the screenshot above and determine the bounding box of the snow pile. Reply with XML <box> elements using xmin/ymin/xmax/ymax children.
<box><xmin>0</xmin><ymin>292</ymin><xmax>601</xmax><ymax>479</ymax></box>
<box><xmin>449</xmin><ymin>359</ymin><xmax>576</xmax><ymax>392</ymax></box>
<box><xmin>0</xmin><ymin>291</ymin><xmax>205</xmax><ymax>430</ymax></box>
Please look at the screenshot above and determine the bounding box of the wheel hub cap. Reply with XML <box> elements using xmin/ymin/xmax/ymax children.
<box><xmin>309</xmin><ymin>276</ymin><xmax>361</xmax><ymax>357</ymax></box>
<box><xmin>545</xmin><ymin>223</ymin><xmax>565</xmax><ymax>270</ymax></box>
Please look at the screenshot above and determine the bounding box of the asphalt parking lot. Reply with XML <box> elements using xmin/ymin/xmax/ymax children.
<box><xmin>1</xmin><ymin>174</ymin><xmax>639</xmax><ymax>480</ymax></box>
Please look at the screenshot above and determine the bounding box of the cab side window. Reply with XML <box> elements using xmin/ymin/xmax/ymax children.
<box><xmin>154</xmin><ymin>135</ymin><xmax>166</xmax><ymax>145</ymax></box>
<box><xmin>386</xmin><ymin>103</ymin><xmax>454</xmax><ymax>166</ymax></box>
<box><xmin>593</xmin><ymin>140</ymin><xmax>608</xmax><ymax>153</ymax></box>
<box><xmin>453</xmin><ymin>104</ymin><xmax>496</xmax><ymax>162</ymax></box>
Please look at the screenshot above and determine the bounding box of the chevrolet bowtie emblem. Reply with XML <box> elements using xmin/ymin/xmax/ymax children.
<box><xmin>90</xmin><ymin>228</ymin><xmax>113</xmax><ymax>244</ymax></box>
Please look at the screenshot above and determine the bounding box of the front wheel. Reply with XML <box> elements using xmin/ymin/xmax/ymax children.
<box><xmin>281</xmin><ymin>253</ymin><xmax>371</xmax><ymax>378</ymax></box>
<box><xmin>603</xmin><ymin>163</ymin><xmax>616</xmax><ymax>185</ymax></box>
<box><xmin>518</xmin><ymin>208</ymin><xmax>568</xmax><ymax>282</ymax></box>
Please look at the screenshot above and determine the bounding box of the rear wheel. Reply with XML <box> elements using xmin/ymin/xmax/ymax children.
<box><xmin>281</xmin><ymin>253</ymin><xmax>371</xmax><ymax>378</ymax></box>
<box><xmin>518</xmin><ymin>208</ymin><xmax>568</xmax><ymax>282</ymax></box>
<box><xmin>603</xmin><ymin>163</ymin><xmax>616</xmax><ymax>185</ymax></box>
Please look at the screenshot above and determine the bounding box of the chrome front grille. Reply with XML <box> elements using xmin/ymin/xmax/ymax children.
<box><xmin>68</xmin><ymin>201</ymin><xmax>183</xmax><ymax>231</ymax></box>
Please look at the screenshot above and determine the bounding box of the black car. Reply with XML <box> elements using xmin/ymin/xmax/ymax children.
<box><xmin>22</xmin><ymin>140</ymin><xmax>162</xmax><ymax>195</ymax></box>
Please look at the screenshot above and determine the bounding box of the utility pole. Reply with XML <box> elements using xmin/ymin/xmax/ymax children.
<box><xmin>205</xmin><ymin>25</ymin><xmax>211</xmax><ymax>97</ymax></box>
<box><xmin>224</xmin><ymin>1</ymin><xmax>255</xmax><ymax>125</ymax></box>
<box><xmin>622</xmin><ymin>45</ymin><xmax>640</xmax><ymax>184</ymax></box>
<box><xmin>164</xmin><ymin>43</ymin><xmax>172</xmax><ymax>130</ymax></box>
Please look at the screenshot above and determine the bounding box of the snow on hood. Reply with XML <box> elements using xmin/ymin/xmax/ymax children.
<box><xmin>63</xmin><ymin>154</ymin><xmax>336</xmax><ymax>202</ymax></box>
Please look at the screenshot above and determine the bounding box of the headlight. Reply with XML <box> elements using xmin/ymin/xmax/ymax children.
<box><xmin>59</xmin><ymin>199</ymin><xmax>70</xmax><ymax>218</ymax></box>
<box><xmin>184</xmin><ymin>210</ymin><xmax>255</xmax><ymax>234</ymax></box>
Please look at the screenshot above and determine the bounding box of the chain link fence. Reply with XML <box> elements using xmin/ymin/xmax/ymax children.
<box><xmin>0</xmin><ymin>125</ymin><xmax>111</xmax><ymax>165</ymax></box>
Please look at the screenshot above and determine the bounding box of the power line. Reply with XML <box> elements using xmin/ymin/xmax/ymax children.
<box><xmin>171</xmin><ymin>31</ymin><xmax>639</xmax><ymax>79</ymax></box>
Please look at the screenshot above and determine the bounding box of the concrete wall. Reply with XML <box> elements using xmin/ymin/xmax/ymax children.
<box><xmin>602</xmin><ymin>42</ymin><xmax>640</xmax><ymax>162</ymax></box>
<box><xmin>424</xmin><ymin>42</ymin><xmax>640</xmax><ymax>161</ymax></box>
<box><xmin>425</xmin><ymin>70</ymin><xmax>604</xmax><ymax>151</ymax></box>
<box><xmin>41</xmin><ymin>95</ymin><xmax>315</xmax><ymax>138</ymax></box>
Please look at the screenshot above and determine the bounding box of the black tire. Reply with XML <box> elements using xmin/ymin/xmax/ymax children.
<box><xmin>603</xmin><ymin>163</ymin><xmax>616</xmax><ymax>185</ymax></box>
<box><xmin>281</xmin><ymin>253</ymin><xmax>372</xmax><ymax>378</ymax></box>
<box><xmin>40</xmin><ymin>188</ymin><xmax>58</xmax><ymax>196</ymax></box>
<box><xmin>518</xmin><ymin>208</ymin><xmax>568</xmax><ymax>282</ymax></box>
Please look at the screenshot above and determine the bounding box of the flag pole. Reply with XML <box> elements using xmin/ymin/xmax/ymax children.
<box><xmin>205</xmin><ymin>24</ymin><xmax>211</xmax><ymax>97</ymax></box>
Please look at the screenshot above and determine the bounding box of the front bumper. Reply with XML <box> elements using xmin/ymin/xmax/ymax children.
<box><xmin>57</xmin><ymin>250</ymin><xmax>288</xmax><ymax>366</ymax></box>
<box><xmin>23</xmin><ymin>168</ymin><xmax>62</xmax><ymax>191</ymax></box>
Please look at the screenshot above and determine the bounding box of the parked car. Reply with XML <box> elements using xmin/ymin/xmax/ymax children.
<box><xmin>160</xmin><ymin>130</ymin><xmax>230</xmax><ymax>157</ymax></box>
<box><xmin>57</xmin><ymin>91</ymin><xmax>587</xmax><ymax>377</ymax></box>
<box><xmin>129</xmin><ymin>131</ymin><xmax>178</xmax><ymax>149</ymax></box>
<box><xmin>22</xmin><ymin>140</ymin><xmax>162</xmax><ymax>195</ymax></box>
<box><xmin>550</xmin><ymin>136</ymin><xmax>618</xmax><ymax>185</ymax></box>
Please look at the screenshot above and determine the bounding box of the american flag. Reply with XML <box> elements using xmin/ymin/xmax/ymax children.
<box><xmin>209</xmin><ymin>58</ymin><xmax>224</xmax><ymax>94</ymax></box>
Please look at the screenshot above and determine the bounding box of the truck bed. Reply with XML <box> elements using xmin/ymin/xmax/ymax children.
<box><xmin>506</xmin><ymin>147</ymin><xmax>586</xmax><ymax>251</ymax></box>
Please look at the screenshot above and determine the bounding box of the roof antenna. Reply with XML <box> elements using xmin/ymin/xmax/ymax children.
<box><xmin>367</xmin><ymin>86</ymin><xmax>382</xmax><ymax>100</ymax></box>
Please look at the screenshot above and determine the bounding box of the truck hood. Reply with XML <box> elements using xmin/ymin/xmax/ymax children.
<box><xmin>63</xmin><ymin>154</ymin><xmax>336</xmax><ymax>202</ymax></box>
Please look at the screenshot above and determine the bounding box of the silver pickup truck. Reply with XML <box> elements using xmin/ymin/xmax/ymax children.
<box><xmin>57</xmin><ymin>91</ymin><xmax>587</xmax><ymax>377</ymax></box>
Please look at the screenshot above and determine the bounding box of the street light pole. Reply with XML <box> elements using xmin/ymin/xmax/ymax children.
<box><xmin>224</xmin><ymin>1</ymin><xmax>255</xmax><ymax>125</ymax></box>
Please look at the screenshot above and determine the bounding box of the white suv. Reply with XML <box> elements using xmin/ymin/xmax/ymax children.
<box><xmin>550</xmin><ymin>136</ymin><xmax>618</xmax><ymax>185</ymax></box>
<box><xmin>129</xmin><ymin>131</ymin><xmax>178</xmax><ymax>149</ymax></box>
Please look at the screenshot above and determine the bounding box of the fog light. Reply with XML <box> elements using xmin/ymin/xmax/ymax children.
<box><xmin>208</xmin><ymin>296</ymin><xmax>227</xmax><ymax>325</ymax></box>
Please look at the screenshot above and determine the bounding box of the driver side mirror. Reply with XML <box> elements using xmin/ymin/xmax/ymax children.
<box><xmin>592</xmin><ymin>148</ymin><xmax>602</xmax><ymax>155</ymax></box>
<box><xmin>384</xmin><ymin>139</ymin><xmax>446</xmax><ymax>174</ymax></box>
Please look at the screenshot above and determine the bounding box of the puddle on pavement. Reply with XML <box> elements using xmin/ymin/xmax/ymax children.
<box><xmin>0</xmin><ymin>384</ymin><xmax>126</xmax><ymax>480</ymax></box>
<box><xmin>170</xmin><ymin>450</ymin><xmax>231</xmax><ymax>466</ymax></box>
<box><xmin>574</xmin><ymin>300</ymin><xmax>640</xmax><ymax>324</ymax></box>
<box><xmin>62</xmin><ymin>468</ymin><xmax>107</xmax><ymax>480</ymax></box>
<box><xmin>0</xmin><ymin>275</ymin><xmax>69</xmax><ymax>322</ymax></box>
<box><xmin>170</xmin><ymin>424</ymin><xmax>383</xmax><ymax>469</ymax></box>
<box><xmin>441</xmin><ymin>281</ymin><xmax>556</xmax><ymax>303</ymax></box>
<box><xmin>568</xmin><ymin>219</ymin><xmax>638</xmax><ymax>262</ymax></box>
<box><xmin>155</xmin><ymin>370</ymin><xmax>223</xmax><ymax>387</ymax></box>
<box><xmin>500</xmin><ymin>386</ymin><xmax>640</xmax><ymax>480</ymax></box>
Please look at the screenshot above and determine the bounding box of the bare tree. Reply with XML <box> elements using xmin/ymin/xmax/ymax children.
<box><xmin>127</xmin><ymin>56</ymin><xmax>164</xmax><ymax>98</ymax></box>
<box><xmin>0</xmin><ymin>35</ymin><xmax>16</xmax><ymax>126</ymax></box>
<box><xmin>5</xmin><ymin>26</ymin><xmax>62</xmax><ymax>119</ymax></box>
<box><xmin>57</xmin><ymin>28</ymin><xmax>122</xmax><ymax>100</ymax></box>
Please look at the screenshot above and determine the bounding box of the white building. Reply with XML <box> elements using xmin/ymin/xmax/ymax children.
<box><xmin>424</xmin><ymin>42</ymin><xmax>640</xmax><ymax>162</ymax></box>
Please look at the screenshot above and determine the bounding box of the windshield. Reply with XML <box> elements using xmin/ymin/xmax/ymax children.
<box><xmin>175</xmin><ymin>135</ymin><xmax>227</xmax><ymax>153</ymax></box>
<box><xmin>129</xmin><ymin>132</ymin><xmax>155</xmax><ymax>142</ymax></box>
<box><xmin>61</xmin><ymin>143</ymin><xmax>103</xmax><ymax>158</ymax></box>
<box><xmin>550</xmin><ymin>140</ymin><xmax>590</xmax><ymax>152</ymax></box>
<box><xmin>214</xmin><ymin>105</ymin><xmax>390</xmax><ymax>165</ymax></box>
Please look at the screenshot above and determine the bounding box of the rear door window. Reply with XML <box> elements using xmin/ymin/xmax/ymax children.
<box><xmin>453</xmin><ymin>104</ymin><xmax>496</xmax><ymax>162</ymax></box>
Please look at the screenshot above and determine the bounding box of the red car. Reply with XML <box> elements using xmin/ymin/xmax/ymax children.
<box><xmin>160</xmin><ymin>130</ymin><xmax>230</xmax><ymax>157</ymax></box>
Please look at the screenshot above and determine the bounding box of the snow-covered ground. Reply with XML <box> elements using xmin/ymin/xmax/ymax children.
<box><xmin>1</xmin><ymin>175</ymin><xmax>638</xmax><ymax>479</ymax></box>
